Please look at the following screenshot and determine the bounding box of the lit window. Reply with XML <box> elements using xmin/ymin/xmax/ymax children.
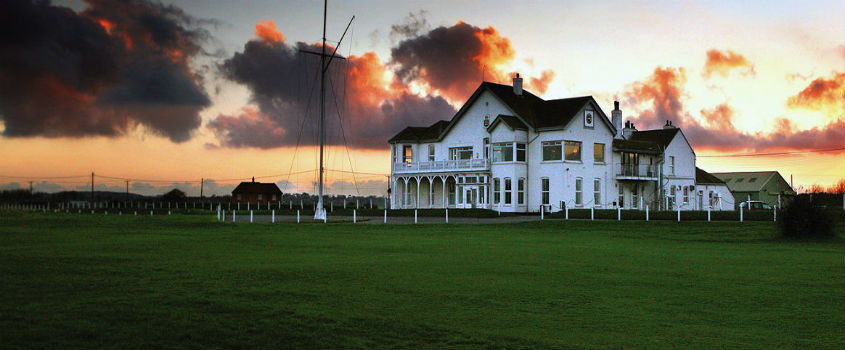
<box><xmin>575</xmin><ymin>177</ymin><xmax>583</xmax><ymax>206</ymax></box>
<box><xmin>594</xmin><ymin>143</ymin><xmax>605</xmax><ymax>163</ymax></box>
<box><xmin>403</xmin><ymin>145</ymin><xmax>413</xmax><ymax>164</ymax></box>
<box><xmin>565</xmin><ymin>141</ymin><xmax>582</xmax><ymax>161</ymax></box>
<box><xmin>542</xmin><ymin>141</ymin><xmax>562</xmax><ymax>161</ymax></box>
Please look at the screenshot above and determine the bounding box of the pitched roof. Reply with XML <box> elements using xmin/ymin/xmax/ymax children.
<box><xmin>695</xmin><ymin>167</ymin><xmax>726</xmax><ymax>185</ymax></box>
<box><xmin>487</xmin><ymin>114</ymin><xmax>528</xmax><ymax>132</ymax></box>
<box><xmin>710</xmin><ymin>171</ymin><xmax>790</xmax><ymax>192</ymax></box>
<box><xmin>388</xmin><ymin>120</ymin><xmax>449</xmax><ymax>143</ymax></box>
<box><xmin>627</xmin><ymin>128</ymin><xmax>679</xmax><ymax>148</ymax></box>
<box><xmin>612</xmin><ymin>138</ymin><xmax>662</xmax><ymax>154</ymax></box>
<box><xmin>232</xmin><ymin>182</ymin><xmax>282</xmax><ymax>195</ymax></box>
<box><xmin>388</xmin><ymin>81</ymin><xmax>614</xmax><ymax>143</ymax></box>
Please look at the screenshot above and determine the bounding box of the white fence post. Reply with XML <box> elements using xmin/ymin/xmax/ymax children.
<box><xmin>384</xmin><ymin>209</ymin><xmax>387</xmax><ymax>224</ymax></box>
<box><xmin>590</xmin><ymin>207</ymin><xmax>594</xmax><ymax>221</ymax></box>
<box><xmin>740</xmin><ymin>206</ymin><xmax>743</xmax><ymax>222</ymax></box>
<box><xmin>233</xmin><ymin>211</ymin><xmax>236</xmax><ymax>222</ymax></box>
<box><xmin>250</xmin><ymin>210</ymin><xmax>253</xmax><ymax>223</ymax></box>
<box><xmin>272</xmin><ymin>210</ymin><xmax>275</xmax><ymax>223</ymax></box>
<box><xmin>445</xmin><ymin>208</ymin><xmax>448</xmax><ymax>223</ymax></box>
<box><xmin>541</xmin><ymin>206</ymin><xmax>544</xmax><ymax>220</ymax></box>
<box><xmin>773</xmin><ymin>206</ymin><xmax>777</xmax><ymax>222</ymax></box>
<box><xmin>414</xmin><ymin>209</ymin><xmax>418</xmax><ymax>224</ymax></box>
<box><xmin>150</xmin><ymin>210</ymin><xmax>153</xmax><ymax>216</ymax></box>
<box><xmin>617</xmin><ymin>207</ymin><xmax>621</xmax><ymax>221</ymax></box>
<box><xmin>297</xmin><ymin>210</ymin><xmax>300</xmax><ymax>223</ymax></box>
<box><xmin>353</xmin><ymin>209</ymin><xmax>357</xmax><ymax>224</ymax></box>
<box><xmin>565</xmin><ymin>206</ymin><xmax>568</xmax><ymax>220</ymax></box>
<box><xmin>707</xmin><ymin>207</ymin><xmax>711</xmax><ymax>222</ymax></box>
<box><xmin>677</xmin><ymin>208</ymin><xmax>680</xmax><ymax>222</ymax></box>
<box><xmin>646</xmin><ymin>205</ymin><xmax>649</xmax><ymax>221</ymax></box>
<box><xmin>356</xmin><ymin>199</ymin><xmax>359</xmax><ymax>209</ymax></box>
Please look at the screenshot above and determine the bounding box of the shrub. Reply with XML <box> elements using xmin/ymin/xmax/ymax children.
<box><xmin>778</xmin><ymin>197</ymin><xmax>835</xmax><ymax>238</ymax></box>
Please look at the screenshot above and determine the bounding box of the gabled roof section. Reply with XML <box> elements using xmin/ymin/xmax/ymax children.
<box><xmin>486</xmin><ymin>114</ymin><xmax>527</xmax><ymax>132</ymax></box>
<box><xmin>696</xmin><ymin>167</ymin><xmax>726</xmax><ymax>185</ymax></box>
<box><xmin>388</xmin><ymin>120</ymin><xmax>449</xmax><ymax>143</ymax></box>
<box><xmin>232</xmin><ymin>182</ymin><xmax>282</xmax><ymax>195</ymax></box>
<box><xmin>711</xmin><ymin>171</ymin><xmax>784</xmax><ymax>192</ymax></box>
<box><xmin>388</xmin><ymin>81</ymin><xmax>617</xmax><ymax>144</ymax></box>
<box><xmin>612</xmin><ymin>139</ymin><xmax>662</xmax><ymax>154</ymax></box>
<box><xmin>628</xmin><ymin>128</ymin><xmax>680</xmax><ymax>148</ymax></box>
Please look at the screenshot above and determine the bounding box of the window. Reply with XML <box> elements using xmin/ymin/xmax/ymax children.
<box><xmin>516</xmin><ymin>143</ymin><xmax>526</xmax><ymax>162</ymax></box>
<box><xmin>632</xmin><ymin>186</ymin><xmax>639</xmax><ymax>209</ymax></box>
<box><xmin>593</xmin><ymin>179</ymin><xmax>601</xmax><ymax>207</ymax></box>
<box><xmin>575</xmin><ymin>178</ymin><xmax>583</xmax><ymax>206</ymax></box>
<box><xmin>683</xmin><ymin>186</ymin><xmax>689</xmax><ymax>204</ymax></box>
<box><xmin>618</xmin><ymin>186</ymin><xmax>624</xmax><ymax>208</ymax></box>
<box><xmin>594</xmin><ymin>143</ymin><xmax>605</xmax><ymax>163</ymax></box>
<box><xmin>272</xmin><ymin>194</ymin><xmax>277</xmax><ymax>201</ymax></box>
<box><xmin>504</xmin><ymin>178</ymin><xmax>512</xmax><ymax>205</ymax></box>
<box><xmin>428</xmin><ymin>144</ymin><xmax>435</xmax><ymax>162</ymax></box>
<box><xmin>403</xmin><ymin>145</ymin><xmax>413</xmax><ymax>164</ymax></box>
<box><xmin>448</xmin><ymin>182</ymin><xmax>456</xmax><ymax>205</ymax></box>
<box><xmin>668</xmin><ymin>156</ymin><xmax>675</xmax><ymax>175</ymax></box>
<box><xmin>480</xmin><ymin>186</ymin><xmax>485</xmax><ymax>204</ymax></box>
<box><xmin>492</xmin><ymin>143</ymin><xmax>514</xmax><ymax>162</ymax></box>
<box><xmin>493</xmin><ymin>178</ymin><xmax>500</xmax><ymax>204</ymax></box>
<box><xmin>449</xmin><ymin>146</ymin><xmax>472</xmax><ymax>160</ymax></box>
<box><xmin>517</xmin><ymin>178</ymin><xmax>525</xmax><ymax>205</ymax></box>
<box><xmin>670</xmin><ymin>186</ymin><xmax>676</xmax><ymax>208</ymax></box>
<box><xmin>483</xmin><ymin>138</ymin><xmax>489</xmax><ymax>159</ymax></box>
<box><xmin>564</xmin><ymin>141</ymin><xmax>582</xmax><ymax>161</ymax></box>
<box><xmin>542</xmin><ymin>141</ymin><xmax>562</xmax><ymax>161</ymax></box>
<box><xmin>708</xmin><ymin>191</ymin><xmax>715</xmax><ymax>207</ymax></box>
<box><xmin>457</xmin><ymin>185</ymin><xmax>463</xmax><ymax>204</ymax></box>
<box><xmin>541</xmin><ymin>178</ymin><xmax>550</xmax><ymax>205</ymax></box>
<box><xmin>237</xmin><ymin>194</ymin><xmax>242</xmax><ymax>200</ymax></box>
<box><xmin>258</xmin><ymin>194</ymin><xmax>263</xmax><ymax>200</ymax></box>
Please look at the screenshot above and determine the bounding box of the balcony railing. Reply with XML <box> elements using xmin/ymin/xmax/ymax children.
<box><xmin>393</xmin><ymin>159</ymin><xmax>490</xmax><ymax>173</ymax></box>
<box><xmin>616</xmin><ymin>163</ymin><xmax>658</xmax><ymax>179</ymax></box>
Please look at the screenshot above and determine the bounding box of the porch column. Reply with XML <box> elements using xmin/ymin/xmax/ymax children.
<box><xmin>403</xmin><ymin>178</ymin><xmax>409</xmax><ymax>209</ymax></box>
<box><xmin>442</xmin><ymin>177</ymin><xmax>447</xmax><ymax>208</ymax></box>
<box><xmin>415</xmin><ymin>176</ymin><xmax>421</xmax><ymax>209</ymax></box>
<box><xmin>428</xmin><ymin>177</ymin><xmax>433</xmax><ymax>208</ymax></box>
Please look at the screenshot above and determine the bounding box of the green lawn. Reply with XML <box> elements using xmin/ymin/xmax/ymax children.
<box><xmin>1</xmin><ymin>213</ymin><xmax>843</xmax><ymax>349</ymax></box>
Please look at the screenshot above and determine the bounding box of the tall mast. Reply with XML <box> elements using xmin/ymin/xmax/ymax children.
<box><xmin>315</xmin><ymin>0</ymin><xmax>328</xmax><ymax>220</ymax></box>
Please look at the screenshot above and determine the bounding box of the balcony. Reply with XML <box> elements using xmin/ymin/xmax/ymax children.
<box><xmin>393</xmin><ymin>159</ymin><xmax>490</xmax><ymax>174</ymax></box>
<box><xmin>616</xmin><ymin>163</ymin><xmax>658</xmax><ymax>181</ymax></box>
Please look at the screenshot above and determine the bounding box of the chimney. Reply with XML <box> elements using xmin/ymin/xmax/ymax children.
<box><xmin>612</xmin><ymin>100</ymin><xmax>623</xmax><ymax>139</ymax></box>
<box><xmin>513</xmin><ymin>73</ymin><xmax>523</xmax><ymax>96</ymax></box>
<box><xmin>663</xmin><ymin>120</ymin><xmax>677</xmax><ymax>129</ymax></box>
<box><xmin>622</xmin><ymin>120</ymin><xmax>637</xmax><ymax>139</ymax></box>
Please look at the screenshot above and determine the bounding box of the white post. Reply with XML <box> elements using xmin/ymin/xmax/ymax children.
<box><xmin>134</xmin><ymin>211</ymin><xmax>137</xmax><ymax>216</ymax></box>
<box><xmin>272</xmin><ymin>210</ymin><xmax>275</xmax><ymax>223</ymax></box>
<box><xmin>617</xmin><ymin>207</ymin><xmax>621</xmax><ymax>221</ymax></box>
<box><xmin>707</xmin><ymin>207</ymin><xmax>711</xmax><ymax>222</ymax></box>
<box><xmin>541</xmin><ymin>206</ymin><xmax>544</xmax><ymax>220</ymax></box>
<box><xmin>591</xmin><ymin>207</ymin><xmax>594</xmax><ymax>221</ymax></box>
<box><xmin>343</xmin><ymin>199</ymin><xmax>346</xmax><ymax>209</ymax></box>
<box><xmin>445</xmin><ymin>208</ymin><xmax>449</xmax><ymax>223</ymax></box>
<box><xmin>646</xmin><ymin>205</ymin><xmax>649</xmax><ymax>221</ymax></box>
<box><xmin>250</xmin><ymin>210</ymin><xmax>253</xmax><ymax>223</ymax></box>
<box><xmin>384</xmin><ymin>209</ymin><xmax>387</xmax><ymax>223</ymax></box>
<box><xmin>677</xmin><ymin>208</ymin><xmax>680</xmax><ymax>222</ymax></box>
<box><xmin>150</xmin><ymin>210</ymin><xmax>153</xmax><ymax>216</ymax></box>
<box><xmin>222</xmin><ymin>210</ymin><xmax>226</xmax><ymax>222</ymax></box>
<box><xmin>773</xmin><ymin>206</ymin><xmax>777</xmax><ymax>222</ymax></box>
<box><xmin>297</xmin><ymin>210</ymin><xmax>300</xmax><ymax>223</ymax></box>
<box><xmin>740</xmin><ymin>206</ymin><xmax>743</xmax><ymax>222</ymax></box>
<box><xmin>300</xmin><ymin>200</ymin><xmax>303</xmax><ymax>209</ymax></box>
<box><xmin>356</xmin><ymin>199</ymin><xmax>359</xmax><ymax>209</ymax></box>
<box><xmin>247</xmin><ymin>202</ymin><xmax>250</xmax><ymax>211</ymax></box>
<box><xmin>565</xmin><ymin>206</ymin><xmax>568</xmax><ymax>220</ymax></box>
<box><xmin>353</xmin><ymin>209</ymin><xmax>357</xmax><ymax>223</ymax></box>
<box><xmin>168</xmin><ymin>211</ymin><xmax>171</xmax><ymax>215</ymax></box>
<box><xmin>323</xmin><ymin>213</ymin><xmax>326</xmax><ymax>223</ymax></box>
<box><xmin>414</xmin><ymin>209</ymin><xmax>418</xmax><ymax>224</ymax></box>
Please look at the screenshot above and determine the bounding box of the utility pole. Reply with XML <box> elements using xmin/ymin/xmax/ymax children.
<box><xmin>200</xmin><ymin>178</ymin><xmax>204</xmax><ymax>198</ymax></box>
<box><xmin>91</xmin><ymin>172</ymin><xmax>94</xmax><ymax>204</ymax></box>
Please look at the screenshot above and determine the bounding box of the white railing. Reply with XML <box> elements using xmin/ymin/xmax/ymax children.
<box><xmin>617</xmin><ymin>164</ymin><xmax>658</xmax><ymax>179</ymax></box>
<box><xmin>393</xmin><ymin>159</ymin><xmax>490</xmax><ymax>173</ymax></box>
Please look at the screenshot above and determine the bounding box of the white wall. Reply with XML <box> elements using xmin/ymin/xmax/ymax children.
<box><xmin>661</xmin><ymin>131</ymin><xmax>696</xmax><ymax>210</ymax></box>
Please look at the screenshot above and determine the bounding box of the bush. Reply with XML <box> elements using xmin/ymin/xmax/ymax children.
<box><xmin>778</xmin><ymin>197</ymin><xmax>835</xmax><ymax>238</ymax></box>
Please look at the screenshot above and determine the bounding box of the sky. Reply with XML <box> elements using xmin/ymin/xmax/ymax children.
<box><xmin>0</xmin><ymin>0</ymin><xmax>843</xmax><ymax>196</ymax></box>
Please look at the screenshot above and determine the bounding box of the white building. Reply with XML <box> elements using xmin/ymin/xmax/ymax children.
<box><xmin>389</xmin><ymin>75</ymin><xmax>733</xmax><ymax>212</ymax></box>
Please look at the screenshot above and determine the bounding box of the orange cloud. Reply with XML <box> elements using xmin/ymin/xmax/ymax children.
<box><xmin>528</xmin><ymin>69</ymin><xmax>555</xmax><ymax>95</ymax></box>
<box><xmin>703</xmin><ymin>49</ymin><xmax>755</xmax><ymax>78</ymax></box>
<box><xmin>254</xmin><ymin>20</ymin><xmax>285</xmax><ymax>44</ymax></box>
<box><xmin>787</xmin><ymin>72</ymin><xmax>845</xmax><ymax>117</ymax></box>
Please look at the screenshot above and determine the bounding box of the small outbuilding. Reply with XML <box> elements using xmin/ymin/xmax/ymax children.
<box><xmin>695</xmin><ymin>167</ymin><xmax>734</xmax><ymax>211</ymax></box>
<box><xmin>231</xmin><ymin>178</ymin><xmax>282</xmax><ymax>203</ymax></box>
<box><xmin>711</xmin><ymin>171</ymin><xmax>795</xmax><ymax>207</ymax></box>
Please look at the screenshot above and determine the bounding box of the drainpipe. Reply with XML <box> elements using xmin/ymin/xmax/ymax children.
<box><xmin>526</xmin><ymin>131</ymin><xmax>541</xmax><ymax>213</ymax></box>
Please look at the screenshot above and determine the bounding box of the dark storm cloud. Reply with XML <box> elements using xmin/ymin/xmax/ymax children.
<box><xmin>209</xmin><ymin>34</ymin><xmax>455</xmax><ymax>149</ymax></box>
<box><xmin>0</xmin><ymin>0</ymin><xmax>211</xmax><ymax>142</ymax></box>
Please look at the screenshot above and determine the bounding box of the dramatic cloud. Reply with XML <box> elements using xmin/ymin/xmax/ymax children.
<box><xmin>390</xmin><ymin>21</ymin><xmax>517</xmax><ymax>101</ymax></box>
<box><xmin>254</xmin><ymin>20</ymin><xmax>285</xmax><ymax>44</ymax></box>
<box><xmin>786</xmin><ymin>72</ymin><xmax>845</xmax><ymax>117</ymax></box>
<box><xmin>623</xmin><ymin>67</ymin><xmax>844</xmax><ymax>152</ymax></box>
<box><xmin>703</xmin><ymin>49</ymin><xmax>755</xmax><ymax>78</ymax></box>
<box><xmin>528</xmin><ymin>70</ymin><xmax>555</xmax><ymax>95</ymax></box>
<box><xmin>208</xmin><ymin>21</ymin><xmax>456</xmax><ymax>149</ymax></box>
<box><xmin>0</xmin><ymin>0</ymin><xmax>211</xmax><ymax>142</ymax></box>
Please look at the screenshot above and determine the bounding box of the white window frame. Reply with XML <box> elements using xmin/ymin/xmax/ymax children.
<box><xmin>493</xmin><ymin>178</ymin><xmax>501</xmax><ymax>204</ymax></box>
<box><xmin>492</xmin><ymin>142</ymin><xmax>515</xmax><ymax>163</ymax></box>
<box><xmin>632</xmin><ymin>185</ymin><xmax>639</xmax><ymax>209</ymax></box>
<box><xmin>669</xmin><ymin>156</ymin><xmax>675</xmax><ymax>175</ymax></box>
<box><xmin>428</xmin><ymin>144</ymin><xmax>435</xmax><ymax>162</ymax></box>
<box><xmin>517</xmin><ymin>178</ymin><xmax>525</xmax><ymax>205</ymax></box>
<box><xmin>683</xmin><ymin>186</ymin><xmax>689</xmax><ymax>205</ymax></box>
<box><xmin>542</xmin><ymin>141</ymin><xmax>562</xmax><ymax>161</ymax></box>
<box><xmin>403</xmin><ymin>145</ymin><xmax>413</xmax><ymax>164</ymax></box>
<box><xmin>593</xmin><ymin>179</ymin><xmax>601</xmax><ymax>207</ymax></box>
<box><xmin>541</xmin><ymin>178</ymin><xmax>550</xmax><ymax>205</ymax></box>
<box><xmin>504</xmin><ymin>178</ymin><xmax>512</xmax><ymax>205</ymax></box>
<box><xmin>575</xmin><ymin>177</ymin><xmax>583</xmax><ymax>206</ymax></box>
<box><xmin>618</xmin><ymin>186</ymin><xmax>624</xmax><ymax>208</ymax></box>
<box><xmin>516</xmin><ymin>143</ymin><xmax>526</xmax><ymax>162</ymax></box>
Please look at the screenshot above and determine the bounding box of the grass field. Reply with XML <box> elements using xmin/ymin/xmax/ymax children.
<box><xmin>1</xmin><ymin>213</ymin><xmax>843</xmax><ymax>349</ymax></box>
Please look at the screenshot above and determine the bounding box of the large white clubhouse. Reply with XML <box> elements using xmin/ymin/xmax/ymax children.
<box><xmin>388</xmin><ymin>75</ymin><xmax>733</xmax><ymax>212</ymax></box>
